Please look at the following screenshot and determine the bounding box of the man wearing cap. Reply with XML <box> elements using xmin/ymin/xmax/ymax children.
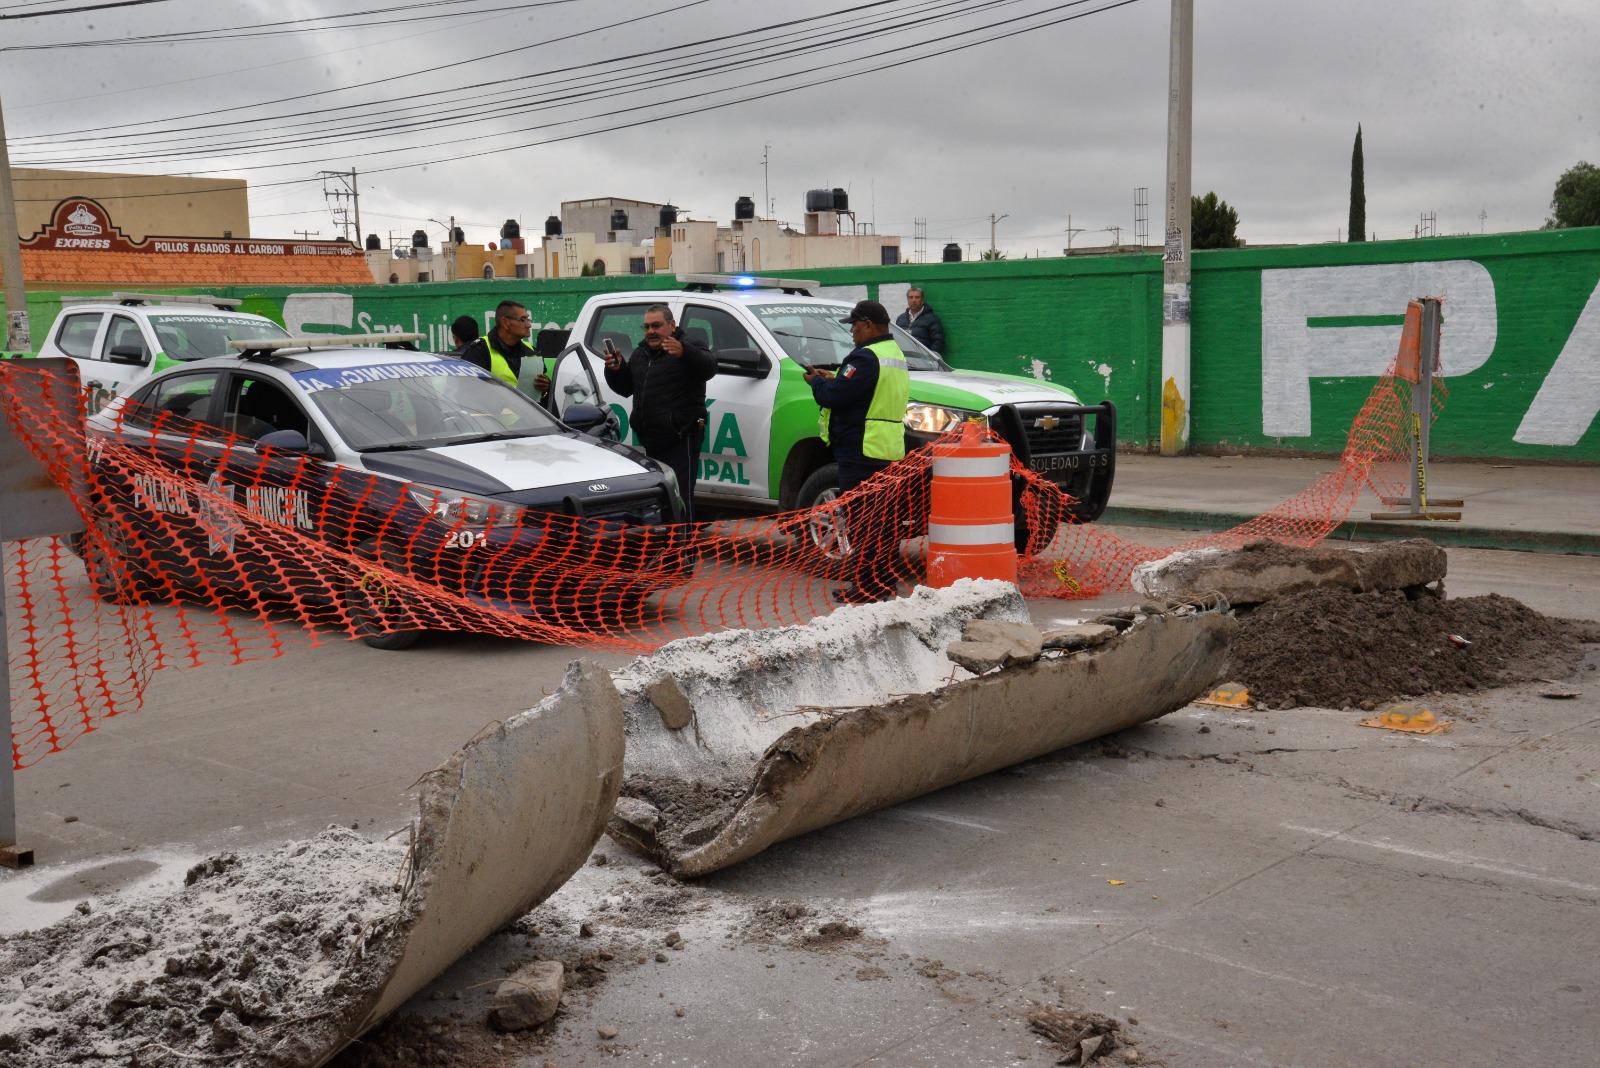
<box><xmin>804</xmin><ymin>299</ymin><xmax>912</xmax><ymax>603</ymax></box>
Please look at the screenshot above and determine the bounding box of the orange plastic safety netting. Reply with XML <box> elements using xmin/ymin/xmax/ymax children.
<box><xmin>3</xmin><ymin>342</ymin><xmax>1441</xmax><ymax>769</ymax></box>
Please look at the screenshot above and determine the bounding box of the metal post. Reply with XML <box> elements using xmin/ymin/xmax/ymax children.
<box><xmin>1160</xmin><ymin>0</ymin><xmax>1193</xmax><ymax>455</ymax></box>
<box><xmin>0</xmin><ymin>563</ymin><xmax>21</xmax><ymax>866</ymax></box>
<box><xmin>0</xmin><ymin>93</ymin><xmax>32</xmax><ymax>353</ymax></box>
<box><xmin>350</xmin><ymin>168</ymin><xmax>361</xmax><ymax>246</ymax></box>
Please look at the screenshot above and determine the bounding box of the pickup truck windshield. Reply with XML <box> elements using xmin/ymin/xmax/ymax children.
<box><xmin>149</xmin><ymin>314</ymin><xmax>290</xmax><ymax>361</ymax></box>
<box><xmin>302</xmin><ymin>366</ymin><xmax>562</xmax><ymax>451</ymax></box>
<box><xmin>752</xmin><ymin>304</ymin><xmax>945</xmax><ymax>371</ymax></box>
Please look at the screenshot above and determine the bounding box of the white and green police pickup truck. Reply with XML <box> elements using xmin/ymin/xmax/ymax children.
<box><xmin>32</xmin><ymin>292</ymin><xmax>291</xmax><ymax>411</ymax></box>
<box><xmin>542</xmin><ymin>274</ymin><xmax>1115</xmax><ymax>544</ymax></box>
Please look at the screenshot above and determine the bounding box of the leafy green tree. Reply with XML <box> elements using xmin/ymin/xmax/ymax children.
<box><xmin>1544</xmin><ymin>161</ymin><xmax>1600</xmax><ymax>229</ymax></box>
<box><xmin>1349</xmin><ymin>124</ymin><xmax>1366</xmax><ymax>242</ymax></box>
<box><xmin>980</xmin><ymin>248</ymin><xmax>1008</xmax><ymax>261</ymax></box>
<box><xmin>1190</xmin><ymin>191</ymin><xmax>1240</xmax><ymax>249</ymax></box>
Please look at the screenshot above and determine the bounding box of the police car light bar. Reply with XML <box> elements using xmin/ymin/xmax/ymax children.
<box><xmin>228</xmin><ymin>333</ymin><xmax>425</xmax><ymax>355</ymax></box>
<box><xmin>678</xmin><ymin>273</ymin><xmax>819</xmax><ymax>295</ymax></box>
<box><xmin>60</xmin><ymin>292</ymin><xmax>245</xmax><ymax>309</ymax></box>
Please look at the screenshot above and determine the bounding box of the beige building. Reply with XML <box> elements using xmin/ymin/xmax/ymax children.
<box><xmin>526</xmin><ymin>195</ymin><xmax>901</xmax><ymax>279</ymax></box>
<box><xmin>366</xmin><ymin>241</ymin><xmax>519</xmax><ymax>284</ymax></box>
<box><xmin>11</xmin><ymin>167</ymin><xmax>250</xmax><ymax>241</ymax></box>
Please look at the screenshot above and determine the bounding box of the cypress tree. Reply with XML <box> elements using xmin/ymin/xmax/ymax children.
<box><xmin>1349</xmin><ymin>125</ymin><xmax>1367</xmax><ymax>242</ymax></box>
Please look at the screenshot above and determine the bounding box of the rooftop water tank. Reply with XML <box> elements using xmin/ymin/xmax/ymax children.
<box><xmin>734</xmin><ymin>196</ymin><xmax>756</xmax><ymax>221</ymax></box>
<box><xmin>501</xmin><ymin>219</ymin><xmax>521</xmax><ymax>240</ymax></box>
<box><xmin>450</xmin><ymin>226</ymin><xmax>465</xmax><ymax>245</ymax></box>
<box><xmin>364</xmin><ymin>233</ymin><xmax>381</xmax><ymax>250</ymax></box>
<box><xmin>659</xmin><ymin>204</ymin><xmax>678</xmax><ymax>229</ymax></box>
<box><xmin>411</xmin><ymin>229</ymin><xmax>429</xmax><ymax>248</ymax></box>
<box><xmin>544</xmin><ymin>215</ymin><xmax>562</xmax><ymax>237</ymax></box>
<box><xmin>942</xmin><ymin>242</ymin><xmax>962</xmax><ymax>262</ymax></box>
<box><xmin>832</xmin><ymin>187</ymin><xmax>849</xmax><ymax>212</ymax></box>
<box><xmin>610</xmin><ymin>209</ymin><xmax>629</xmax><ymax>232</ymax></box>
<box><xmin>805</xmin><ymin>189</ymin><xmax>833</xmax><ymax>213</ymax></box>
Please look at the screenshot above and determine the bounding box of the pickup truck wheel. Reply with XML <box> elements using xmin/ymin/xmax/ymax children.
<box><xmin>345</xmin><ymin>539</ymin><xmax>423</xmax><ymax>650</ymax></box>
<box><xmin>795</xmin><ymin>463</ymin><xmax>855</xmax><ymax>562</ymax></box>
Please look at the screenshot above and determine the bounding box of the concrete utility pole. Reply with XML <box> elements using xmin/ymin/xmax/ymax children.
<box><xmin>1160</xmin><ymin>0</ymin><xmax>1193</xmax><ymax>455</ymax></box>
<box><xmin>0</xmin><ymin>94</ymin><xmax>30</xmax><ymax>352</ymax></box>
<box><xmin>988</xmin><ymin>213</ymin><xmax>1008</xmax><ymax>257</ymax></box>
<box><xmin>1065</xmin><ymin>214</ymin><xmax>1085</xmax><ymax>251</ymax></box>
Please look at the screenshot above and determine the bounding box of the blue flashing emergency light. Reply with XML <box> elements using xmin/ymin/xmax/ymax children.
<box><xmin>732</xmin><ymin>276</ymin><xmax>757</xmax><ymax>287</ymax></box>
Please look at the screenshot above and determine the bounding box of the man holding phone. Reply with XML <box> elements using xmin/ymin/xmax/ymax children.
<box><xmin>602</xmin><ymin>304</ymin><xmax>715</xmax><ymax>524</ymax></box>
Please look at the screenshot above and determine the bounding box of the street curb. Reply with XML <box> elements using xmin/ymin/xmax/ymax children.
<box><xmin>1100</xmin><ymin>505</ymin><xmax>1600</xmax><ymax>557</ymax></box>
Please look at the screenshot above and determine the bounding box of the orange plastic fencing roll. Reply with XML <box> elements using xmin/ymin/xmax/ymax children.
<box><xmin>925</xmin><ymin>421</ymin><xmax>1018</xmax><ymax>586</ymax></box>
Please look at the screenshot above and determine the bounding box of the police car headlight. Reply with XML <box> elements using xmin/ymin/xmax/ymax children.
<box><xmin>408</xmin><ymin>485</ymin><xmax>520</xmax><ymax>527</ymax></box>
<box><xmin>904</xmin><ymin>403</ymin><xmax>986</xmax><ymax>434</ymax></box>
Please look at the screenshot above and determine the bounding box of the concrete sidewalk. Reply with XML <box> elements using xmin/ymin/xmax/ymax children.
<box><xmin>1103</xmin><ymin>452</ymin><xmax>1600</xmax><ymax>555</ymax></box>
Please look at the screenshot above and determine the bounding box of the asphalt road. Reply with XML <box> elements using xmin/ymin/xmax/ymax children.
<box><xmin>3</xmin><ymin>531</ymin><xmax>1597</xmax><ymax>1066</ymax></box>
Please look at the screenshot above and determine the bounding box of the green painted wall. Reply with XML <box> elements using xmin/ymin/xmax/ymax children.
<box><xmin>13</xmin><ymin>226</ymin><xmax>1599</xmax><ymax>460</ymax></box>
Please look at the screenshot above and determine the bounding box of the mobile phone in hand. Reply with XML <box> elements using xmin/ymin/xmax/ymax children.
<box><xmin>603</xmin><ymin>339</ymin><xmax>620</xmax><ymax>366</ymax></box>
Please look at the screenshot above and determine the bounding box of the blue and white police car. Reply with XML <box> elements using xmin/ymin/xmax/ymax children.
<box><xmin>83</xmin><ymin>334</ymin><xmax>691</xmax><ymax>647</ymax></box>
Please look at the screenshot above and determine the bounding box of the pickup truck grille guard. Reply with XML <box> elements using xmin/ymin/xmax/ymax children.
<box><xmin>988</xmin><ymin>400</ymin><xmax>1116</xmax><ymax>523</ymax></box>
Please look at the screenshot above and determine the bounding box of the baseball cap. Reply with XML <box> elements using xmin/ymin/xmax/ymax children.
<box><xmin>838</xmin><ymin>299</ymin><xmax>890</xmax><ymax>326</ymax></box>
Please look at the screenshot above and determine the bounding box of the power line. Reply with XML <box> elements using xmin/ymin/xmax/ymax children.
<box><xmin>15</xmin><ymin>0</ymin><xmax>1007</xmax><ymax>163</ymax></box>
<box><xmin>0</xmin><ymin>0</ymin><xmax>182</xmax><ymax>19</ymax></box>
<box><xmin>13</xmin><ymin>0</ymin><xmax>1144</xmax><ymax>203</ymax></box>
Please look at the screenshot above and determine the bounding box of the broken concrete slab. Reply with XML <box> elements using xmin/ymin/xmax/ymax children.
<box><xmin>605</xmin><ymin>580</ymin><xmax>1233</xmax><ymax>878</ymax></box>
<box><xmin>1041</xmin><ymin>624</ymin><xmax>1119</xmax><ymax>650</ymax></box>
<box><xmin>945</xmin><ymin>639</ymin><xmax>1029</xmax><ymax>674</ymax></box>
<box><xmin>947</xmin><ymin>620</ymin><xmax>1043</xmax><ymax>673</ymax></box>
<box><xmin>1131</xmin><ymin>538</ymin><xmax>1448</xmax><ymax>607</ymax></box>
<box><xmin>316</xmin><ymin>659</ymin><xmax>624</xmax><ymax>1065</ymax></box>
<box><xmin>489</xmin><ymin>960</ymin><xmax>564</xmax><ymax>1031</ymax></box>
<box><xmin>646</xmin><ymin>674</ymin><xmax>695</xmax><ymax>730</ymax></box>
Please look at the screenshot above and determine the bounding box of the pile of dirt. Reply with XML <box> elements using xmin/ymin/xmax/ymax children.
<box><xmin>1027</xmin><ymin>1006</ymin><xmax>1139</xmax><ymax>1064</ymax></box>
<box><xmin>0</xmin><ymin>829</ymin><xmax>413</xmax><ymax>1068</ymax></box>
<box><xmin>620</xmin><ymin>774</ymin><xmax>749</xmax><ymax>852</ymax></box>
<box><xmin>1231</xmin><ymin>589</ymin><xmax>1587</xmax><ymax>709</ymax></box>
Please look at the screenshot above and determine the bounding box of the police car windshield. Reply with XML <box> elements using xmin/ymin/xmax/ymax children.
<box><xmin>752</xmin><ymin>304</ymin><xmax>945</xmax><ymax>371</ymax></box>
<box><xmin>295</xmin><ymin>361</ymin><xmax>561</xmax><ymax>452</ymax></box>
<box><xmin>149</xmin><ymin>314</ymin><xmax>290</xmax><ymax>361</ymax></box>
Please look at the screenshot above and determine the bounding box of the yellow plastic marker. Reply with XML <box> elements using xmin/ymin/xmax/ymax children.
<box><xmin>1197</xmin><ymin>682</ymin><xmax>1251</xmax><ymax>709</ymax></box>
<box><xmin>1359</xmin><ymin>703</ymin><xmax>1451</xmax><ymax>735</ymax></box>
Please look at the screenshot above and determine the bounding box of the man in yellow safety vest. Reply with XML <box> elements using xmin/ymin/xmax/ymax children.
<box><xmin>804</xmin><ymin>299</ymin><xmax>911</xmax><ymax>603</ymax></box>
<box><xmin>460</xmin><ymin>299</ymin><xmax>550</xmax><ymax>398</ymax></box>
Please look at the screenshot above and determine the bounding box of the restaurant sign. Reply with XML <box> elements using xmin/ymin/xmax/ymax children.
<box><xmin>24</xmin><ymin>198</ymin><xmax>359</xmax><ymax>257</ymax></box>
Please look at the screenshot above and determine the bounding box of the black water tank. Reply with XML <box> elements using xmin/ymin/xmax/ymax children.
<box><xmin>501</xmin><ymin>219</ymin><xmax>521</xmax><ymax>240</ymax></box>
<box><xmin>364</xmin><ymin>233</ymin><xmax>381</xmax><ymax>250</ymax></box>
<box><xmin>659</xmin><ymin>204</ymin><xmax>678</xmax><ymax>230</ymax></box>
<box><xmin>942</xmin><ymin>242</ymin><xmax>962</xmax><ymax>262</ymax></box>
<box><xmin>544</xmin><ymin>215</ymin><xmax>562</xmax><ymax>237</ymax></box>
<box><xmin>832</xmin><ymin>187</ymin><xmax>849</xmax><ymax>212</ymax></box>
<box><xmin>734</xmin><ymin>196</ymin><xmax>756</xmax><ymax>221</ymax></box>
<box><xmin>610</xmin><ymin>209</ymin><xmax>629</xmax><ymax>231</ymax></box>
<box><xmin>411</xmin><ymin>229</ymin><xmax>429</xmax><ymax>248</ymax></box>
<box><xmin>451</xmin><ymin>226</ymin><xmax>465</xmax><ymax>245</ymax></box>
<box><xmin>805</xmin><ymin>188</ymin><xmax>833</xmax><ymax>213</ymax></box>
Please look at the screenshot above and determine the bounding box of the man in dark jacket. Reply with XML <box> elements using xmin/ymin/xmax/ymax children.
<box><xmin>603</xmin><ymin>304</ymin><xmax>715</xmax><ymax>524</ymax></box>
<box><xmin>460</xmin><ymin>299</ymin><xmax>550</xmax><ymax>398</ymax></box>
<box><xmin>894</xmin><ymin>287</ymin><xmax>945</xmax><ymax>354</ymax></box>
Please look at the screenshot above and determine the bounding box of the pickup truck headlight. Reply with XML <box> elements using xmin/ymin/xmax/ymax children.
<box><xmin>407</xmin><ymin>485</ymin><xmax>521</xmax><ymax>527</ymax></box>
<box><xmin>904</xmin><ymin>403</ymin><xmax>987</xmax><ymax>434</ymax></box>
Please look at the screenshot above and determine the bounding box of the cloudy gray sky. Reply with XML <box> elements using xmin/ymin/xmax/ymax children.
<box><xmin>4</xmin><ymin>0</ymin><xmax>1595</xmax><ymax>257</ymax></box>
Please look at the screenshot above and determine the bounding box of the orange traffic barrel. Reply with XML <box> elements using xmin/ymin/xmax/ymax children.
<box><xmin>925</xmin><ymin>422</ymin><xmax>1017</xmax><ymax>586</ymax></box>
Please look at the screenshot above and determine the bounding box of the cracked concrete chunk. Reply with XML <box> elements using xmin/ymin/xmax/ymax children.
<box><xmin>613</xmin><ymin>796</ymin><xmax>661</xmax><ymax>832</ymax></box>
<box><xmin>1132</xmin><ymin>538</ymin><xmax>1448</xmax><ymax>607</ymax></box>
<box><xmin>489</xmin><ymin>959</ymin><xmax>563</xmax><ymax>1031</ymax></box>
<box><xmin>1040</xmin><ymin>624</ymin><xmax>1118</xmax><ymax>650</ymax></box>
<box><xmin>646</xmin><ymin>674</ymin><xmax>695</xmax><ymax>730</ymax></box>
<box><xmin>948</xmin><ymin>620</ymin><xmax>1043</xmax><ymax>673</ymax></box>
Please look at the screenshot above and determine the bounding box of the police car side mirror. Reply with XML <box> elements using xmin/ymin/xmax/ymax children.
<box><xmin>716</xmin><ymin>346</ymin><xmax>770</xmax><ymax>378</ymax></box>
<box><xmin>256</xmin><ymin>428</ymin><xmax>320</xmax><ymax>455</ymax></box>
<box><xmin>562</xmin><ymin>404</ymin><xmax>610</xmax><ymax>433</ymax></box>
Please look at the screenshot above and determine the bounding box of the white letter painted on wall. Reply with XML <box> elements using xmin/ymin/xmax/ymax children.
<box><xmin>281</xmin><ymin>293</ymin><xmax>354</xmax><ymax>336</ymax></box>
<box><xmin>1514</xmin><ymin>278</ymin><xmax>1600</xmax><ymax>446</ymax></box>
<box><xmin>1260</xmin><ymin>262</ymin><xmax>1497</xmax><ymax>437</ymax></box>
